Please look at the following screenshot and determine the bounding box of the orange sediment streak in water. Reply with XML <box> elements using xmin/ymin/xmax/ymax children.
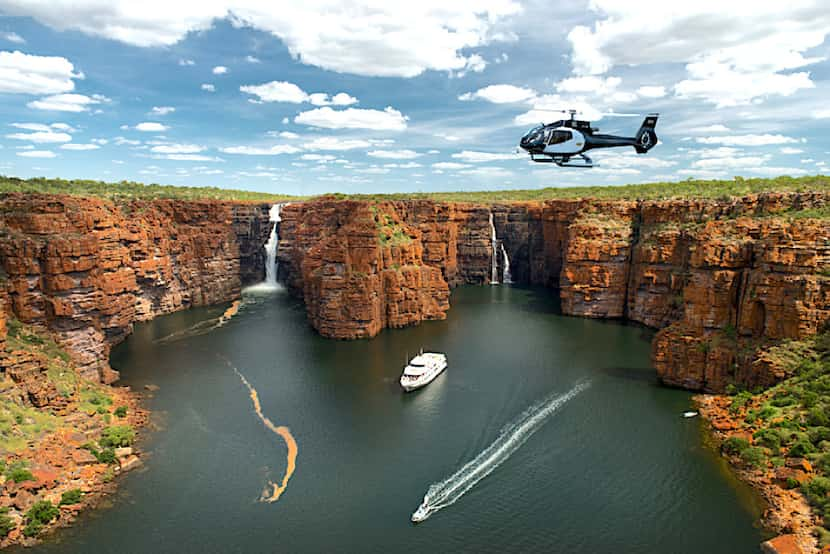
<box><xmin>222</xmin><ymin>355</ymin><xmax>297</xmax><ymax>503</ymax></box>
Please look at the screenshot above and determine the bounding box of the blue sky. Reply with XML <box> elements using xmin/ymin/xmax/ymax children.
<box><xmin>0</xmin><ymin>1</ymin><xmax>829</xmax><ymax>195</ymax></box>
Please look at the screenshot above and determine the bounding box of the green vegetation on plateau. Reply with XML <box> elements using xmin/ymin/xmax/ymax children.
<box><xmin>722</xmin><ymin>331</ymin><xmax>830</xmax><ymax>543</ymax></box>
<box><xmin>2</xmin><ymin>174</ymin><xmax>829</xmax><ymax>204</ymax></box>
<box><xmin>0</xmin><ymin>175</ymin><xmax>299</xmax><ymax>203</ymax></box>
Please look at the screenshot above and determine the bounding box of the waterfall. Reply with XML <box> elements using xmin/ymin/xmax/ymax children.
<box><xmin>264</xmin><ymin>203</ymin><xmax>283</xmax><ymax>286</ymax></box>
<box><xmin>489</xmin><ymin>212</ymin><xmax>498</xmax><ymax>285</ymax></box>
<box><xmin>246</xmin><ymin>203</ymin><xmax>285</xmax><ymax>293</ymax></box>
<box><xmin>489</xmin><ymin>211</ymin><xmax>511</xmax><ymax>285</ymax></box>
<box><xmin>501</xmin><ymin>243</ymin><xmax>512</xmax><ymax>284</ymax></box>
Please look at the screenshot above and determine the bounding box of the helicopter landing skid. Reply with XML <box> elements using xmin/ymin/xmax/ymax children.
<box><xmin>554</xmin><ymin>154</ymin><xmax>594</xmax><ymax>168</ymax></box>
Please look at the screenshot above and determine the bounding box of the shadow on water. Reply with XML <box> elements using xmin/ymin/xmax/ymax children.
<box><xmin>600</xmin><ymin>366</ymin><xmax>661</xmax><ymax>384</ymax></box>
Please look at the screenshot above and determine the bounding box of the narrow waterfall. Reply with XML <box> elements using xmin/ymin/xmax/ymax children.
<box><xmin>246</xmin><ymin>203</ymin><xmax>285</xmax><ymax>293</ymax></box>
<box><xmin>501</xmin><ymin>243</ymin><xmax>512</xmax><ymax>284</ymax></box>
<box><xmin>264</xmin><ymin>203</ymin><xmax>283</xmax><ymax>286</ymax></box>
<box><xmin>489</xmin><ymin>212</ymin><xmax>499</xmax><ymax>284</ymax></box>
<box><xmin>489</xmin><ymin>211</ymin><xmax>511</xmax><ymax>285</ymax></box>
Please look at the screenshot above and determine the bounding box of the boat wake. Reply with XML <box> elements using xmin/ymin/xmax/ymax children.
<box><xmin>411</xmin><ymin>380</ymin><xmax>590</xmax><ymax>523</ymax></box>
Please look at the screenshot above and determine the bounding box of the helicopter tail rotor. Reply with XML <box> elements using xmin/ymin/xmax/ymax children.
<box><xmin>634</xmin><ymin>113</ymin><xmax>659</xmax><ymax>153</ymax></box>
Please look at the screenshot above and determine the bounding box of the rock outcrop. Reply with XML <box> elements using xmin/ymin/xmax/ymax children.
<box><xmin>0</xmin><ymin>194</ymin><xmax>271</xmax><ymax>384</ymax></box>
<box><xmin>278</xmin><ymin>200</ymin><xmax>449</xmax><ymax>339</ymax></box>
<box><xmin>279</xmin><ymin>192</ymin><xmax>829</xmax><ymax>392</ymax></box>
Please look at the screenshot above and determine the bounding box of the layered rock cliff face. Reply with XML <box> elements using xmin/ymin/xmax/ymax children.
<box><xmin>0</xmin><ymin>193</ymin><xmax>271</xmax><ymax>388</ymax></box>
<box><xmin>279</xmin><ymin>192</ymin><xmax>829</xmax><ymax>392</ymax></box>
<box><xmin>0</xmin><ymin>191</ymin><xmax>826</xmax><ymax>395</ymax></box>
<box><xmin>278</xmin><ymin>200</ymin><xmax>449</xmax><ymax>339</ymax></box>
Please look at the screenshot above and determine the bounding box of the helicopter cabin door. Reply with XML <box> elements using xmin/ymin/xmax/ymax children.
<box><xmin>543</xmin><ymin>128</ymin><xmax>584</xmax><ymax>155</ymax></box>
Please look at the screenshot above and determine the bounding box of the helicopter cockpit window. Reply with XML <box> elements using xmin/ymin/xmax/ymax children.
<box><xmin>549</xmin><ymin>130</ymin><xmax>572</xmax><ymax>145</ymax></box>
<box><xmin>525</xmin><ymin>125</ymin><xmax>545</xmax><ymax>144</ymax></box>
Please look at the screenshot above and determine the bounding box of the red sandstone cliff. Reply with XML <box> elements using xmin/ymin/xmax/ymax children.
<box><xmin>0</xmin><ymin>193</ymin><xmax>271</xmax><ymax>385</ymax></box>
<box><xmin>278</xmin><ymin>192</ymin><xmax>828</xmax><ymax>392</ymax></box>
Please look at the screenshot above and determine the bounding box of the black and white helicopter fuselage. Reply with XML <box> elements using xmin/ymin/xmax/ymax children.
<box><xmin>519</xmin><ymin>111</ymin><xmax>659</xmax><ymax>168</ymax></box>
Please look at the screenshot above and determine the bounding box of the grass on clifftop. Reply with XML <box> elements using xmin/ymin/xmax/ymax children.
<box><xmin>2</xmin><ymin>174</ymin><xmax>829</xmax><ymax>204</ymax></box>
<box><xmin>0</xmin><ymin>176</ymin><xmax>300</xmax><ymax>203</ymax></box>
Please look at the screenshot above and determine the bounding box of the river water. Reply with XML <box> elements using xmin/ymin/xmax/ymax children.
<box><xmin>31</xmin><ymin>286</ymin><xmax>764</xmax><ymax>553</ymax></box>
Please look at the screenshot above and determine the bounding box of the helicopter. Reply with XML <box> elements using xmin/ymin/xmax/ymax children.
<box><xmin>519</xmin><ymin>110</ymin><xmax>659</xmax><ymax>168</ymax></box>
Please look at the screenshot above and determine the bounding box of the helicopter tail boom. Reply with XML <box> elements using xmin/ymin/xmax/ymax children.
<box><xmin>634</xmin><ymin>113</ymin><xmax>659</xmax><ymax>153</ymax></box>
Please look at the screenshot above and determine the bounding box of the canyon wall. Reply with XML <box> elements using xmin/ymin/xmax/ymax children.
<box><xmin>279</xmin><ymin>192</ymin><xmax>829</xmax><ymax>392</ymax></box>
<box><xmin>0</xmin><ymin>191</ymin><xmax>826</xmax><ymax>394</ymax></box>
<box><xmin>0</xmin><ymin>193</ymin><xmax>271</xmax><ymax>389</ymax></box>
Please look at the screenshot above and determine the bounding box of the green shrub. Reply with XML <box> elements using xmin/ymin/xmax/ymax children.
<box><xmin>803</xmin><ymin>477</ymin><xmax>830</xmax><ymax>506</ymax></box>
<box><xmin>95</xmin><ymin>448</ymin><xmax>116</xmax><ymax>465</ymax></box>
<box><xmin>809</xmin><ymin>427</ymin><xmax>830</xmax><ymax>444</ymax></box>
<box><xmin>808</xmin><ymin>406</ymin><xmax>830</xmax><ymax>427</ymax></box>
<box><xmin>722</xmin><ymin>436</ymin><xmax>750</xmax><ymax>456</ymax></box>
<box><xmin>26</xmin><ymin>500</ymin><xmax>58</xmax><ymax>525</ymax></box>
<box><xmin>785</xmin><ymin>477</ymin><xmax>800</xmax><ymax>489</ymax></box>
<box><xmin>114</xmin><ymin>406</ymin><xmax>127</xmax><ymax>418</ymax></box>
<box><xmin>729</xmin><ymin>391</ymin><xmax>753</xmax><ymax>414</ymax></box>
<box><xmin>789</xmin><ymin>439</ymin><xmax>817</xmax><ymax>458</ymax></box>
<box><xmin>0</xmin><ymin>508</ymin><xmax>14</xmax><ymax>538</ymax></box>
<box><xmin>741</xmin><ymin>446</ymin><xmax>766</xmax><ymax>468</ymax></box>
<box><xmin>22</xmin><ymin>521</ymin><xmax>42</xmax><ymax>537</ymax></box>
<box><xmin>59</xmin><ymin>489</ymin><xmax>83</xmax><ymax>506</ymax></box>
<box><xmin>802</xmin><ymin>391</ymin><xmax>819</xmax><ymax>409</ymax></box>
<box><xmin>100</xmin><ymin>425</ymin><xmax>134</xmax><ymax>448</ymax></box>
<box><xmin>754</xmin><ymin>429</ymin><xmax>781</xmax><ymax>451</ymax></box>
<box><xmin>9</xmin><ymin>468</ymin><xmax>34</xmax><ymax>483</ymax></box>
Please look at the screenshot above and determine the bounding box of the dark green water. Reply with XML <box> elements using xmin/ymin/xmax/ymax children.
<box><xmin>32</xmin><ymin>286</ymin><xmax>764</xmax><ymax>553</ymax></box>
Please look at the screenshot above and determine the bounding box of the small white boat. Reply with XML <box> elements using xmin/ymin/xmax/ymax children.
<box><xmin>683</xmin><ymin>411</ymin><xmax>698</xmax><ymax>418</ymax></box>
<box><xmin>400</xmin><ymin>351</ymin><xmax>447</xmax><ymax>392</ymax></box>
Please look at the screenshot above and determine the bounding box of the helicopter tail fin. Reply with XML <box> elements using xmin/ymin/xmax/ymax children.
<box><xmin>634</xmin><ymin>113</ymin><xmax>659</xmax><ymax>153</ymax></box>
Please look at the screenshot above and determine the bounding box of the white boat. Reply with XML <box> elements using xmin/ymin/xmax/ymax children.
<box><xmin>683</xmin><ymin>411</ymin><xmax>698</xmax><ymax>418</ymax></box>
<box><xmin>400</xmin><ymin>352</ymin><xmax>447</xmax><ymax>392</ymax></box>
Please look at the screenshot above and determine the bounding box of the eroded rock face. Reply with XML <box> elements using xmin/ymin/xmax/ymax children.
<box><xmin>0</xmin><ymin>194</ymin><xmax>271</xmax><ymax>382</ymax></box>
<box><xmin>0</xmin><ymin>191</ymin><xmax>826</xmax><ymax>394</ymax></box>
<box><xmin>278</xmin><ymin>200</ymin><xmax>449</xmax><ymax>339</ymax></box>
<box><xmin>280</xmin><ymin>192</ymin><xmax>829</xmax><ymax>392</ymax></box>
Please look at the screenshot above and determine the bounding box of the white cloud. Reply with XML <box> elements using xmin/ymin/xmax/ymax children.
<box><xmin>432</xmin><ymin>162</ymin><xmax>470</xmax><ymax>170</ymax></box>
<box><xmin>567</xmin><ymin>2</ymin><xmax>830</xmax><ymax>105</ymax></box>
<box><xmin>179</xmin><ymin>58</ymin><xmax>195</xmax><ymax>66</ymax></box>
<box><xmin>303</xmin><ymin>137</ymin><xmax>371</xmax><ymax>151</ymax></box>
<box><xmin>6</xmin><ymin>130</ymin><xmax>71</xmax><ymax>143</ymax></box>
<box><xmin>367</xmin><ymin>149</ymin><xmax>421</xmax><ymax>159</ymax></box>
<box><xmin>245</xmin><ymin>55</ymin><xmax>260</xmax><ymax>63</ymax></box>
<box><xmin>114</xmin><ymin>136</ymin><xmax>140</xmax><ymax>146</ymax></box>
<box><xmin>135</xmin><ymin>122</ymin><xmax>169</xmax><ymax>132</ymax></box>
<box><xmin>556</xmin><ymin>75</ymin><xmax>620</xmax><ymax>95</ymax></box>
<box><xmin>455</xmin><ymin>54</ymin><xmax>487</xmax><ymax>77</ymax></box>
<box><xmin>692</xmin><ymin>155</ymin><xmax>771</xmax><ymax>169</ymax></box>
<box><xmin>240</xmin><ymin>80</ymin><xmax>358</xmax><ymax>106</ymax></box>
<box><xmin>150</xmin><ymin>143</ymin><xmax>204</xmax><ymax>154</ymax></box>
<box><xmin>201</xmin><ymin>83</ymin><xmax>215</xmax><ymax>92</ymax></box>
<box><xmin>689</xmin><ymin>124</ymin><xmax>730</xmax><ymax>133</ymax></box>
<box><xmin>0</xmin><ymin>50</ymin><xmax>82</xmax><ymax>94</ymax></box>
<box><xmin>219</xmin><ymin>144</ymin><xmax>302</xmax><ymax>155</ymax></box>
<box><xmin>458</xmin><ymin>166</ymin><xmax>513</xmax><ymax>177</ymax></box>
<box><xmin>276</xmin><ymin>131</ymin><xmax>299</xmax><ymax>139</ymax></box>
<box><xmin>17</xmin><ymin>149</ymin><xmax>56</xmax><ymax>158</ymax></box>
<box><xmin>383</xmin><ymin>162</ymin><xmax>422</xmax><ymax>169</ymax></box>
<box><xmin>814</xmin><ymin>109</ymin><xmax>830</xmax><ymax>119</ymax></box>
<box><xmin>212</xmin><ymin>65</ymin><xmax>227</xmax><ymax>74</ymax></box>
<box><xmin>301</xmin><ymin>153</ymin><xmax>336</xmax><ymax>162</ymax></box>
<box><xmin>780</xmin><ymin>147</ymin><xmax>804</xmax><ymax>154</ymax></box>
<box><xmin>451</xmin><ymin>150</ymin><xmax>519</xmax><ymax>163</ymax></box>
<box><xmin>697</xmin><ymin>134</ymin><xmax>799</xmax><ymax>146</ymax></box>
<box><xmin>744</xmin><ymin>166</ymin><xmax>808</xmax><ymax>176</ymax></box>
<box><xmin>150</xmin><ymin>106</ymin><xmax>175</xmax><ymax>116</ymax></box>
<box><xmin>60</xmin><ymin>143</ymin><xmax>100</xmax><ymax>150</ymax></box>
<box><xmin>675</xmin><ymin>63</ymin><xmax>813</xmax><ymax>107</ymax></box>
<box><xmin>1</xmin><ymin>32</ymin><xmax>24</xmax><ymax>43</ymax></box>
<box><xmin>637</xmin><ymin>85</ymin><xmax>666</xmax><ymax>98</ymax></box>
<box><xmin>0</xmin><ymin>3</ymin><xmax>521</xmax><ymax>78</ymax></box>
<box><xmin>294</xmin><ymin>106</ymin><xmax>407</xmax><ymax>131</ymax></box>
<box><xmin>459</xmin><ymin>84</ymin><xmax>536</xmax><ymax>103</ymax></box>
<box><xmin>157</xmin><ymin>154</ymin><xmax>222</xmax><ymax>162</ymax></box>
<box><xmin>28</xmin><ymin>93</ymin><xmax>108</xmax><ymax>112</ymax></box>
